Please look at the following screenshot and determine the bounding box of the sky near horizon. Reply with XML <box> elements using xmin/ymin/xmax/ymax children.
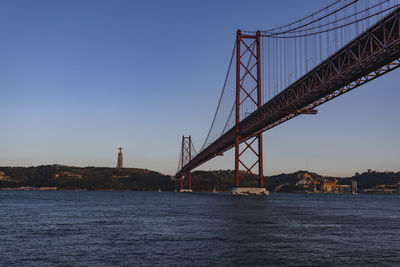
<box><xmin>1</xmin><ymin>0</ymin><xmax>399</xmax><ymax>177</ymax></box>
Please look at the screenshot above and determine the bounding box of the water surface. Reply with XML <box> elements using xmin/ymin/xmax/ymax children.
<box><xmin>1</xmin><ymin>191</ymin><xmax>399</xmax><ymax>266</ymax></box>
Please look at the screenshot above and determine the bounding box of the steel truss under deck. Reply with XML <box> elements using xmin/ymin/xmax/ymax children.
<box><xmin>176</xmin><ymin>8</ymin><xmax>400</xmax><ymax>178</ymax></box>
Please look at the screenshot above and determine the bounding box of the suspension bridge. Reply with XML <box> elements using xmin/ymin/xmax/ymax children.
<box><xmin>174</xmin><ymin>0</ymin><xmax>400</xmax><ymax>193</ymax></box>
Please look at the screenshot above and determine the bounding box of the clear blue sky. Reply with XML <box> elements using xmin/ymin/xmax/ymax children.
<box><xmin>1</xmin><ymin>0</ymin><xmax>399</xmax><ymax>177</ymax></box>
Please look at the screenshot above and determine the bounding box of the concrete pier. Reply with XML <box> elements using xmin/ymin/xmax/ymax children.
<box><xmin>180</xmin><ymin>189</ymin><xmax>193</xmax><ymax>193</ymax></box>
<box><xmin>231</xmin><ymin>187</ymin><xmax>269</xmax><ymax>196</ymax></box>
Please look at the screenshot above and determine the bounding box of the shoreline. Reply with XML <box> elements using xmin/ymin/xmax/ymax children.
<box><xmin>1</xmin><ymin>187</ymin><xmax>399</xmax><ymax>194</ymax></box>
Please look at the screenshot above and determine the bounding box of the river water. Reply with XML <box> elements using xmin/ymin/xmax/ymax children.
<box><xmin>0</xmin><ymin>191</ymin><xmax>399</xmax><ymax>266</ymax></box>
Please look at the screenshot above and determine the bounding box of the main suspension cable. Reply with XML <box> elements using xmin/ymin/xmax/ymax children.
<box><xmin>262</xmin><ymin>4</ymin><xmax>399</xmax><ymax>38</ymax></box>
<box><xmin>200</xmin><ymin>42</ymin><xmax>236</xmax><ymax>152</ymax></box>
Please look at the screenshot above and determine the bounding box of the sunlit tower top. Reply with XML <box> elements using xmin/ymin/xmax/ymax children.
<box><xmin>117</xmin><ymin>147</ymin><xmax>123</xmax><ymax>169</ymax></box>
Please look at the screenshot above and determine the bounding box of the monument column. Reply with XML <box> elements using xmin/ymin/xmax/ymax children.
<box><xmin>117</xmin><ymin>147</ymin><xmax>123</xmax><ymax>168</ymax></box>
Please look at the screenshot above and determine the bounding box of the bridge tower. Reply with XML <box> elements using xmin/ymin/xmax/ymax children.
<box><xmin>234</xmin><ymin>30</ymin><xmax>265</xmax><ymax>192</ymax></box>
<box><xmin>177</xmin><ymin>136</ymin><xmax>192</xmax><ymax>192</ymax></box>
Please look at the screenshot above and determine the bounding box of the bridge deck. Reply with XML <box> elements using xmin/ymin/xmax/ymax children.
<box><xmin>176</xmin><ymin>8</ymin><xmax>400</xmax><ymax>178</ymax></box>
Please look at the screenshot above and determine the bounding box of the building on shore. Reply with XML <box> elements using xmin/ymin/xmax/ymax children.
<box><xmin>117</xmin><ymin>147</ymin><xmax>123</xmax><ymax>169</ymax></box>
<box><xmin>296</xmin><ymin>175</ymin><xmax>321</xmax><ymax>192</ymax></box>
<box><xmin>336</xmin><ymin>184</ymin><xmax>351</xmax><ymax>192</ymax></box>
<box><xmin>322</xmin><ymin>179</ymin><xmax>338</xmax><ymax>192</ymax></box>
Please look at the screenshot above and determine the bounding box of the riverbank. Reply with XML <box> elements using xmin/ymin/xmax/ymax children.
<box><xmin>0</xmin><ymin>165</ymin><xmax>399</xmax><ymax>193</ymax></box>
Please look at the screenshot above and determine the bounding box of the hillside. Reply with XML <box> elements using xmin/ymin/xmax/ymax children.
<box><xmin>0</xmin><ymin>165</ymin><xmax>399</xmax><ymax>192</ymax></box>
<box><xmin>191</xmin><ymin>170</ymin><xmax>323</xmax><ymax>192</ymax></box>
<box><xmin>0</xmin><ymin>165</ymin><xmax>173</xmax><ymax>191</ymax></box>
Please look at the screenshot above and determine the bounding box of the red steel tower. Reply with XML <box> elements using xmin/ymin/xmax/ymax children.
<box><xmin>178</xmin><ymin>136</ymin><xmax>192</xmax><ymax>191</ymax></box>
<box><xmin>235</xmin><ymin>30</ymin><xmax>264</xmax><ymax>188</ymax></box>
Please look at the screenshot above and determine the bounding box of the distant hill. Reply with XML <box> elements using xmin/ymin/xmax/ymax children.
<box><xmin>0</xmin><ymin>165</ymin><xmax>399</xmax><ymax>192</ymax></box>
<box><xmin>353</xmin><ymin>171</ymin><xmax>400</xmax><ymax>189</ymax></box>
<box><xmin>0</xmin><ymin>165</ymin><xmax>173</xmax><ymax>191</ymax></box>
<box><xmin>265</xmin><ymin>171</ymin><xmax>323</xmax><ymax>192</ymax></box>
<box><xmin>191</xmin><ymin>170</ymin><xmax>323</xmax><ymax>192</ymax></box>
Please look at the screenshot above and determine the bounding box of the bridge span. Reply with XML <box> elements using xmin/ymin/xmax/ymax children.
<box><xmin>175</xmin><ymin>1</ymin><xmax>400</xmax><ymax>192</ymax></box>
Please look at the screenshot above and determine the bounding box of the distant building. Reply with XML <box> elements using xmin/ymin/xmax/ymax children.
<box><xmin>336</xmin><ymin>184</ymin><xmax>351</xmax><ymax>192</ymax></box>
<box><xmin>296</xmin><ymin>175</ymin><xmax>321</xmax><ymax>192</ymax></box>
<box><xmin>117</xmin><ymin>147</ymin><xmax>123</xmax><ymax>169</ymax></box>
<box><xmin>322</xmin><ymin>179</ymin><xmax>338</xmax><ymax>192</ymax></box>
<box><xmin>296</xmin><ymin>176</ymin><xmax>314</xmax><ymax>186</ymax></box>
<box><xmin>0</xmin><ymin>171</ymin><xmax>11</xmax><ymax>181</ymax></box>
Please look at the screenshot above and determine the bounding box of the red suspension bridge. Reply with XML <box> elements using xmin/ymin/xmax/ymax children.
<box><xmin>175</xmin><ymin>0</ymin><xmax>400</xmax><ymax>192</ymax></box>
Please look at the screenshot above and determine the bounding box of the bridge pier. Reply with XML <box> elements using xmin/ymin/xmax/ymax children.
<box><xmin>232</xmin><ymin>187</ymin><xmax>269</xmax><ymax>196</ymax></box>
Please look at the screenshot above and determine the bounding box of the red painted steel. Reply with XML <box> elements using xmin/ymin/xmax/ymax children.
<box><xmin>235</xmin><ymin>30</ymin><xmax>241</xmax><ymax>187</ymax></box>
<box><xmin>179</xmin><ymin>136</ymin><xmax>192</xmax><ymax>191</ymax></box>
<box><xmin>256</xmin><ymin>31</ymin><xmax>264</xmax><ymax>188</ymax></box>
<box><xmin>176</xmin><ymin>8</ymin><xmax>400</xmax><ymax>181</ymax></box>
<box><xmin>180</xmin><ymin>136</ymin><xmax>184</xmax><ymax>190</ymax></box>
<box><xmin>188</xmin><ymin>136</ymin><xmax>192</xmax><ymax>189</ymax></box>
<box><xmin>235</xmin><ymin>30</ymin><xmax>264</xmax><ymax>188</ymax></box>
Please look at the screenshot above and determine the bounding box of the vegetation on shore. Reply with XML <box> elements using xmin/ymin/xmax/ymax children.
<box><xmin>0</xmin><ymin>165</ymin><xmax>173</xmax><ymax>191</ymax></box>
<box><xmin>0</xmin><ymin>165</ymin><xmax>399</xmax><ymax>192</ymax></box>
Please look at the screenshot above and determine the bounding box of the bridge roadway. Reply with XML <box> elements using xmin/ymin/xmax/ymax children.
<box><xmin>176</xmin><ymin>8</ymin><xmax>400</xmax><ymax>178</ymax></box>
